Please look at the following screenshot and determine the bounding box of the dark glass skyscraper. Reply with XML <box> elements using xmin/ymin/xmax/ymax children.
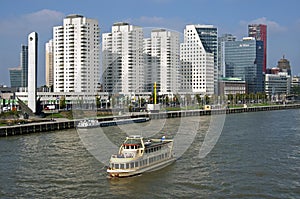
<box><xmin>248</xmin><ymin>24</ymin><xmax>267</xmax><ymax>73</ymax></box>
<box><xmin>20</xmin><ymin>45</ymin><xmax>28</xmax><ymax>87</ymax></box>
<box><xmin>224</xmin><ymin>38</ymin><xmax>264</xmax><ymax>93</ymax></box>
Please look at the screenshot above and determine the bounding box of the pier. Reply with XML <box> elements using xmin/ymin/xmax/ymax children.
<box><xmin>0</xmin><ymin>104</ymin><xmax>299</xmax><ymax>137</ymax></box>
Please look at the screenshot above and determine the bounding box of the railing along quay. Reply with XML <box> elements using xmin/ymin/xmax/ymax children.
<box><xmin>0</xmin><ymin>104</ymin><xmax>299</xmax><ymax>137</ymax></box>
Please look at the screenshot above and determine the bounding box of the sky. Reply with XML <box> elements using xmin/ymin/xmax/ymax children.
<box><xmin>0</xmin><ymin>0</ymin><xmax>300</xmax><ymax>87</ymax></box>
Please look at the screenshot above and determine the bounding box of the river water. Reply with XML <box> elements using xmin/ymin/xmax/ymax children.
<box><xmin>0</xmin><ymin>109</ymin><xmax>299</xmax><ymax>198</ymax></box>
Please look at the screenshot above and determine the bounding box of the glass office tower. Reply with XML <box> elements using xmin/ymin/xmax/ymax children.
<box><xmin>224</xmin><ymin>37</ymin><xmax>264</xmax><ymax>93</ymax></box>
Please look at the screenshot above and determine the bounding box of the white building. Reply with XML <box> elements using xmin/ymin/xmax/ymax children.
<box><xmin>28</xmin><ymin>32</ymin><xmax>38</xmax><ymax>113</ymax></box>
<box><xmin>53</xmin><ymin>14</ymin><xmax>100</xmax><ymax>93</ymax></box>
<box><xmin>45</xmin><ymin>39</ymin><xmax>54</xmax><ymax>88</ymax></box>
<box><xmin>102</xmin><ymin>22</ymin><xmax>144</xmax><ymax>94</ymax></box>
<box><xmin>180</xmin><ymin>25</ymin><xmax>214</xmax><ymax>95</ymax></box>
<box><xmin>143</xmin><ymin>29</ymin><xmax>180</xmax><ymax>94</ymax></box>
<box><xmin>265</xmin><ymin>72</ymin><xmax>291</xmax><ymax>96</ymax></box>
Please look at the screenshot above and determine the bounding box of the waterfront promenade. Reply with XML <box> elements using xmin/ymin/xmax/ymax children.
<box><xmin>1</xmin><ymin>104</ymin><xmax>300</xmax><ymax>137</ymax></box>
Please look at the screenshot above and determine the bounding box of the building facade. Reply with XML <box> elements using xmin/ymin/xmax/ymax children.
<box><xmin>218</xmin><ymin>77</ymin><xmax>246</xmax><ymax>96</ymax></box>
<box><xmin>192</xmin><ymin>25</ymin><xmax>218</xmax><ymax>94</ymax></box>
<box><xmin>53</xmin><ymin>14</ymin><xmax>100</xmax><ymax>93</ymax></box>
<box><xmin>45</xmin><ymin>39</ymin><xmax>54</xmax><ymax>89</ymax></box>
<box><xmin>248</xmin><ymin>24</ymin><xmax>267</xmax><ymax>73</ymax></box>
<box><xmin>9</xmin><ymin>67</ymin><xmax>22</xmax><ymax>88</ymax></box>
<box><xmin>277</xmin><ymin>55</ymin><xmax>291</xmax><ymax>75</ymax></box>
<box><xmin>180</xmin><ymin>24</ymin><xmax>214</xmax><ymax>95</ymax></box>
<box><xmin>265</xmin><ymin>72</ymin><xmax>291</xmax><ymax>96</ymax></box>
<box><xmin>223</xmin><ymin>37</ymin><xmax>264</xmax><ymax>93</ymax></box>
<box><xmin>218</xmin><ymin>33</ymin><xmax>236</xmax><ymax>78</ymax></box>
<box><xmin>143</xmin><ymin>29</ymin><xmax>180</xmax><ymax>94</ymax></box>
<box><xmin>20</xmin><ymin>45</ymin><xmax>28</xmax><ymax>88</ymax></box>
<box><xmin>102</xmin><ymin>22</ymin><xmax>144</xmax><ymax>94</ymax></box>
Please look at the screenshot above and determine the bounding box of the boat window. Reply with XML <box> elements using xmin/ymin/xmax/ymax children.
<box><xmin>130</xmin><ymin>162</ymin><xmax>134</xmax><ymax>168</ymax></box>
<box><xmin>115</xmin><ymin>164</ymin><xmax>119</xmax><ymax>169</ymax></box>
<box><xmin>135</xmin><ymin>161</ymin><xmax>139</xmax><ymax>167</ymax></box>
<box><xmin>126</xmin><ymin>163</ymin><xmax>129</xmax><ymax>169</ymax></box>
<box><xmin>120</xmin><ymin>164</ymin><xmax>124</xmax><ymax>169</ymax></box>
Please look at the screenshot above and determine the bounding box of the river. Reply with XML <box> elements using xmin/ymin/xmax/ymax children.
<box><xmin>0</xmin><ymin>109</ymin><xmax>299</xmax><ymax>198</ymax></box>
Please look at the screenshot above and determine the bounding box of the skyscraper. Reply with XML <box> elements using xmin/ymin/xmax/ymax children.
<box><xmin>28</xmin><ymin>32</ymin><xmax>38</xmax><ymax>113</ymax></box>
<box><xmin>143</xmin><ymin>29</ymin><xmax>180</xmax><ymax>94</ymax></box>
<box><xmin>45</xmin><ymin>40</ymin><xmax>54</xmax><ymax>88</ymax></box>
<box><xmin>102</xmin><ymin>22</ymin><xmax>144</xmax><ymax>94</ymax></box>
<box><xmin>248</xmin><ymin>24</ymin><xmax>267</xmax><ymax>73</ymax></box>
<box><xmin>193</xmin><ymin>25</ymin><xmax>218</xmax><ymax>94</ymax></box>
<box><xmin>180</xmin><ymin>25</ymin><xmax>214</xmax><ymax>95</ymax></box>
<box><xmin>53</xmin><ymin>14</ymin><xmax>100</xmax><ymax>93</ymax></box>
<box><xmin>20</xmin><ymin>45</ymin><xmax>28</xmax><ymax>87</ymax></box>
<box><xmin>218</xmin><ymin>34</ymin><xmax>236</xmax><ymax>78</ymax></box>
<box><xmin>223</xmin><ymin>37</ymin><xmax>264</xmax><ymax>93</ymax></box>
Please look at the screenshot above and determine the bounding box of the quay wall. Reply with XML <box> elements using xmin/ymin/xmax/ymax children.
<box><xmin>0</xmin><ymin>104</ymin><xmax>299</xmax><ymax>137</ymax></box>
<box><xmin>148</xmin><ymin>104</ymin><xmax>300</xmax><ymax>119</ymax></box>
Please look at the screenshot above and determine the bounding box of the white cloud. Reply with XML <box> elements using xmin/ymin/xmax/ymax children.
<box><xmin>0</xmin><ymin>9</ymin><xmax>64</xmax><ymax>36</ymax></box>
<box><xmin>240</xmin><ymin>17</ymin><xmax>287</xmax><ymax>33</ymax></box>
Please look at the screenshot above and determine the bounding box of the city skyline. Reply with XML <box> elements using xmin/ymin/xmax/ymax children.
<box><xmin>0</xmin><ymin>0</ymin><xmax>300</xmax><ymax>86</ymax></box>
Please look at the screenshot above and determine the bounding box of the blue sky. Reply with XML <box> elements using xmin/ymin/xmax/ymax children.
<box><xmin>0</xmin><ymin>0</ymin><xmax>300</xmax><ymax>86</ymax></box>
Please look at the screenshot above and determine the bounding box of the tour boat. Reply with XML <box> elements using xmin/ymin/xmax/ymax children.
<box><xmin>107</xmin><ymin>135</ymin><xmax>175</xmax><ymax>178</ymax></box>
<box><xmin>77</xmin><ymin>119</ymin><xmax>100</xmax><ymax>128</ymax></box>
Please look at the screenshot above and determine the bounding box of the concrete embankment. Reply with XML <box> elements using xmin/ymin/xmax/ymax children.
<box><xmin>0</xmin><ymin>104</ymin><xmax>299</xmax><ymax>137</ymax></box>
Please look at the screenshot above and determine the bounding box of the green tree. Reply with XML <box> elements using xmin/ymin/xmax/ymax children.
<box><xmin>96</xmin><ymin>95</ymin><xmax>101</xmax><ymax>108</ymax></box>
<box><xmin>195</xmin><ymin>94</ymin><xmax>202</xmax><ymax>105</ymax></box>
<box><xmin>204</xmin><ymin>94</ymin><xmax>210</xmax><ymax>105</ymax></box>
<box><xmin>59</xmin><ymin>96</ymin><xmax>66</xmax><ymax>110</ymax></box>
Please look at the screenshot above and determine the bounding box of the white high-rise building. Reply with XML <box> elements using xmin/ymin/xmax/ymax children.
<box><xmin>143</xmin><ymin>29</ymin><xmax>180</xmax><ymax>94</ymax></box>
<box><xmin>53</xmin><ymin>14</ymin><xmax>100</xmax><ymax>93</ymax></box>
<box><xmin>180</xmin><ymin>25</ymin><xmax>214</xmax><ymax>95</ymax></box>
<box><xmin>28</xmin><ymin>32</ymin><xmax>38</xmax><ymax>113</ymax></box>
<box><xmin>45</xmin><ymin>39</ymin><xmax>54</xmax><ymax>88</ymax></box>
<box><xmin>102</xmin><ymin>22</ymin><xmax>144</xmax><ymax>94</ymax></box>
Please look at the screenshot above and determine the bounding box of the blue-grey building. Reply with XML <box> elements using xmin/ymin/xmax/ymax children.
<box><xmin>223</xmin><ymin>37</ymin><xmax>264</xmax><ymax>93</ymax></box>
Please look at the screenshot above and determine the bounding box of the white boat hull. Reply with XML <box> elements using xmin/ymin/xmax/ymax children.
<box><xmin>107</xmin><ymin>157</ymin><xmax>176</xmax><ymax>178</ymax></box>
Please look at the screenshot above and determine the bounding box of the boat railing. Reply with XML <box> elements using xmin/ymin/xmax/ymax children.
<box><xmin>112</xmin><ymin>153</ymin><xmax>135</xmax><ymax>158</ymax></box>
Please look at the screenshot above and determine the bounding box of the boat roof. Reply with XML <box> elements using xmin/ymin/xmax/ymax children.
<box><xmin>128</xmin><ymin>135</ymin><xmax>142</xmax><ymax>138</ymax></box>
